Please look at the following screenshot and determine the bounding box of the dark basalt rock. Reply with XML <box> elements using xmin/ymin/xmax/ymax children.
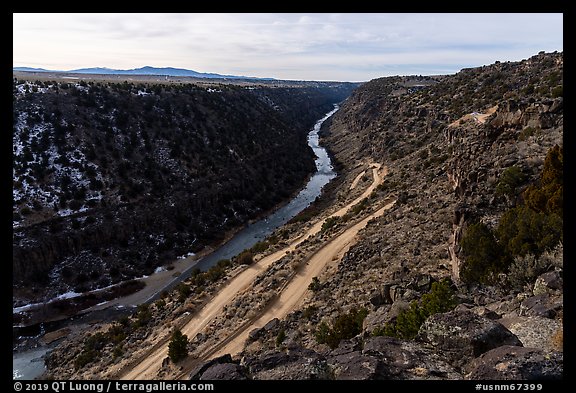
<box><xmin>199</xmin><ymin>362</ymin><xmax>249</xmax><ymax>380</ymax></box>
<box><xmin>520</xmin><ymin>294</ymin><xmax>562</xmax><ymax>319</ymax></box>
<box><xmin>189</xmin><ymin>354</ymin><xmax>233</xmax><ymax>380</ymax></box>
<box><xmin>327</xmin><ymin>350</ymin><xmax>381</xmax><ymax>380</ymax></box>
<box><xmin>417</xmin><ymin>310</ymin><xmax>522</xmax><ymax>369</ymax></box>
<box><xmin>243</xmin><ymin>347</ymin><xmax>331</xmax><ymax>380</ymax></box>
<box><xmin>533</xmin><ymin>271</ymin><xmax>563</xmax><ymax>294</ymax></box>
<box><xmin>466</xmin><ymin>345</ymin><xmax>563</xmax><ymax>380</ymax></box>
<box><xmin>361</xmin><ymin>336</ymin><xmax>461</xmax><ymax>379</ymax></box>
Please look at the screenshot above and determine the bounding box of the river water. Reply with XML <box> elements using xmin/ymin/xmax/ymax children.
<box><xmin>179</xmin><ymin>104</ymin><xmax>338</xmax><ymax>273</ymax></box>
<box><xmin>13</xmin><ymin>104</ymin><xmax>339</xmax><ymax>380</ymax></box>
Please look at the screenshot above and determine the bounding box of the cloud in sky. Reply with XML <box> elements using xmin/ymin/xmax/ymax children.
<box><xmin>13</xmin><ymin>13</ymin><xmax>563</xmax><ymax>81</ymax></box>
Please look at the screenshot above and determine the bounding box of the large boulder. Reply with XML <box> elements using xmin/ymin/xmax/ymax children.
<box><xmin>499</xmin><ymin>316</ymin><xmax>563</xmax><ymax>352</ymax></box>
<box><xmin>189</xmin><ymin>354</ymin><xmax>233</xmax><ymax>380</ymax></box>
<box><xmin>363</xmin><ymin>305</ymin><xmax>392</xmax><ymax>333</ymax></box>
<box><xmin>328</xmin><ymin>350</ymin><xmax>381</xmax><ymax>380</ymax></box>
<box><xmin>533</xmin><ymin>271</ymin><xmax>563</xmax><ymax>295</ymax></box>
<box><xmin>243</xmin><ymin>347</ymin><xmax>331</xmax><ymax>380</ymax></box>
<box><xmin>416</xmin><ymin>310</ymin><xmax>522</xmax><ymax>369</ymax></box>
<box><xmin>199</xmin><ymin>363</ymin><xmax>249</xmax><ymax>380</ymax></box>
<box><xmin>327</xmin><ymin>341</ymin><xmax>381</xmax><ymax>380</ymax></box>
<box><xmin>466</xmin><ymin>346</ymin><xmax>563</xmax><ymax>380</ymax></box>
<box><xmin>520</xmin><ymin>293</ymin><xmax>563</xmax><ymax>319</ymax></box>
<box><xmin>361</xmin><ymin>336</ymin><xmax>462</xmax><ymax>379</ymax></box>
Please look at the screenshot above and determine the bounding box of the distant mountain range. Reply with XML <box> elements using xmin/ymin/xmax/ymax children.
<box><xmin>12</xmin><ymin>66</ymin><xmax>275</xmax><ymax>80</ymax></box>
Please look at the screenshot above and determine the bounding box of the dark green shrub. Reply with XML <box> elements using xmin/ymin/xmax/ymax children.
<box><xmin>507</xmin><ymin>252</ymin><xmax>551</xmax><ymax>291</ymax></box>
<box><xmin>168</xmin><ymin>329</ymin><xmax>189</xmax><ymax>363</ymax></box>
<box><xmin>73</xmin><ymin>331</ymin><xmax>109</xmax><ymax>369</ymax></box>
<box><xmin>176</xmin><ymin>283</ymin><xmax>192</xmax><ymax>302</ymax></box>
<box><xmin>524</xmin><ymin>144</ymin><xmax>562</xmax><ymax>216</ymax></box>
<box><xmin>134</xmin><ymin>304</ymin><xmax>152</xmax><ymax>327</ymax></box>
<box><xmin>460</xmin><ymin>222</ymin><xmax>503</xmax><ymax>284</ymax></box>
<box><xmin>251</xmin><ymin>241</ymin><xmax>269</xmax><ymax>254</ymax></box>
<box><xmin>74</xmin><ymin>349</ymin><xmax>97</xmax><ymax>369</ymax></box>
<box><xmin>106</xmin><ymin>323</ymin><xmax>127</xmax><ymax>345</ymax></box>
<box><xmin>518</xmin><ymin>126</ymin><xmax>538</xmax><ymax>141</ymax></box>
<box><xmin>461</xmin><ymin>146</ymin><xmax>563</xmax><ymax>285</ymax></box>
<box><xmin>69</xmin><ymin>199</ymin><xmax>82</xmax><ymax>210</ymax></box>
<box><xmin>216</xmin><ymin>259</ymin><xmax>231</xmax><ymax>269</ymax></box>
<box><xmin>350</xmin><ymin>198</ymin><xmax>369</xmax><ymax>215</ymax></box>
<box><xmin>551</xmin><ymin>85</ymin><xmax>563</xmax><ymax>98</ymax></box>
<box><xmin>289</xmin><ymin>210</ymin><xmax>315</xmax><ymax>224</ymax></box>
<box><xmin>237</xmin><ymin>250</ymin><xmax>254</xmax><ymax>265</ymax></box>
<box><xmin>275</xmin><ymin>329</ymin><xmax>286</xmax><ymax>347</ymax></box>
<box><xmin>496</xmin><ymin>205</ymin><xmax>562</xmax><ymax>260</ymax></box>
<box><xmin>321</xmin><ymin>217</ymin><xmax>340</xmax><ymax>232</ymax></box>
<box><xmin>496</xmin><ymin>166</ymin><xmax>526</xmax><ymax>201</ymax></box>
<box><xmin>374</xmin><ymin>279</ymin><xmax>457</xmax><ymax>339</ymax></box>
<box><xmin>84</xmin><ymin>332</ymin><xmax>108</xmax><ymax>351</ymax></box>
<box><xmin>205</xmin><ymin>265</ymin><xmax>225</xmax><ymax>282</ymax></box>
<box><xmin>302</xmin><ymin>305</ymin><xmax>318</xmax><ymax>320</ymax></box>
<box><xmin>112</xmin><ymin>345</ymin><xmax>124</xmax><ymax>359</ymax></box>
<box><xmin>308</xmin><ymin>277</ymin><xmax>322</xmax><ymax>292</ymax></box>
<box><xmin>315</xmin><ymin>308</ymin><xmax>368</xmax><ymax>349</ymax></box>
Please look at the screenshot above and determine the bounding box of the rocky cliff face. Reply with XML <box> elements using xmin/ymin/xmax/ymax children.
<box><xmin>218</xmin><ymin>52</ymin><xmax>563</xmax><ymax>379</ymax></box>
<box><xmin>12</xmin><ymin>79</ymin><xmax>356</xmax><ymax>306</ymax></box>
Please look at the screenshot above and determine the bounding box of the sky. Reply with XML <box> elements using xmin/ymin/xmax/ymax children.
<box><xmin>13</xmin><ymin>13</ymin><xmax>563</xmax><ymax>82</ymax></box>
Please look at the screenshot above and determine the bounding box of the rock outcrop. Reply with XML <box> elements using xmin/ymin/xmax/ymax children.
<box><xmin>416</xmin><ymin>310</ymin><xmax>522</xmax><ymax>370</ymax></box>
<box><xmin>466</xmin><ymin>346</ymin><xmax>563</xmax><ymax>380</ymax></box>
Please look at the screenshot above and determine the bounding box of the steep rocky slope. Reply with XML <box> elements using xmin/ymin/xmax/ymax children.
<box><xmin>197</xmin><ymin>51</ymin><xmax>563</xmax><ymax>379</ymax></box>
<box><xmin>12</xmin><ymin>79</ymin><xmax>356</xmax><ymax>308</ymax></box>
<box><xmin>220</xmin><ymin>51</ymin><xmax>563</xmax><ymax>379</ymax></box>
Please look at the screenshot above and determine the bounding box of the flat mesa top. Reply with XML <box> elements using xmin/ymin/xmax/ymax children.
<box><xmin>12</xmin><ymin>71</ymin><xmax>356</xmax><ymax>89</ymax></box>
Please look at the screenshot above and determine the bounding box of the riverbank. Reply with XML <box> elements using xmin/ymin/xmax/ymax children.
<box><xmin>14</xmin><ymin>104</ymin><xmax>341</xmax><ymax>380</ymax></box>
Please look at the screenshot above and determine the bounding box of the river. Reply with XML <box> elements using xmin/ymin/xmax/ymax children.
<box><xmin>13</xmin><ymin>104</ymin><xmax>339</xmax><ymax>380</ymax></box>
<box><xmin>171</xmin><ymin>104</ymin><xmax>338</xmax><ymax>275</ymax></box>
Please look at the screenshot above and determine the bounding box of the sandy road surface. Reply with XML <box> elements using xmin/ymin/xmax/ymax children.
<box><xmin>349</xmin><ymin>170</ymin><xmax>367</xmax><ymax>190</ymax></box>
<box><xmin>211</xmin><ymin>200</ymin><xmax>396</xmax><ymax>359</ymax></box>
<box><xmin>121</xmin><ymin>163</ymin><xmax>387</xmax><ymax>380</ymax></box>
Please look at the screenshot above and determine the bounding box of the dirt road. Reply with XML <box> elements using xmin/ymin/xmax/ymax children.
<box><xmin>121</xmin><ymin>163</ymin><xmax>387</xmax><ymax>380</ymax></box>
<box><xmin>211</xmin><ymin>200</ymin><xmax>395</xmax><ymax>359</ymax></box>
<box><xmin>349</xmin><ymin>170</ymin><xmax>367</xmax><ymax>190</ymax></box>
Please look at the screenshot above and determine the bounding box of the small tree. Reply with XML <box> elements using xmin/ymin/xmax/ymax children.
<box><xmin>321</xmin><ymin>217</ymin><xmax>340</xmax><ymax>232</ymax></box>
<box><xmin>275</xmin><ymin>329</ymin><xmax>286</xmax><ymax>347</ymax></box>
<box><xmin>176</xmin><ymin>283</ymin><xmax>192</xmax><ymax>302</ymax></box>
<box><xmin>496</xmin><ymin>166</ymin><xmax>526</xmax><ymax>204</ymax></box>
<box><xmin>308</xmin><ymin>277</ymin><xmax>322</xmax><ymax>292</ymax></box>
<box><xmin>168</xmin><ymin>329</ymin><xmax>189</xmax><ymax>363</ymax></box>
<box><xmin>524</xmin><ymin>144</ymin><xmax>563</xmax><ymax>216</ymax></box>
<box><xmin>375</xmin><ymin>279</ymin><xmax>457</xmax><ymax>340</ymax></box>
<box><xmin>237</xmin><ymin>250</ymin><xmax>254</xmax><ymax>265</ymax></box>
<box><xmin>315</xmin><ymin>308</ymin><xmax>368</xmax><ymax>349</ymax></box>
<box><xmin>460</xmin><ymin>222</ymin><xmax>503</xmax><ymax>284</ymax></box>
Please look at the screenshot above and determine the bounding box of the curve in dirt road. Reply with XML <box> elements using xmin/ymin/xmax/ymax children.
<box><xmin>349</xmin><ymin>170</ymin><xmax>367</xmax><ymax>191</ymax></box>
<box><xmin>120</xmin><ymin>163</ymin><xmax>388</xmax><ymax>380</ymax></box>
